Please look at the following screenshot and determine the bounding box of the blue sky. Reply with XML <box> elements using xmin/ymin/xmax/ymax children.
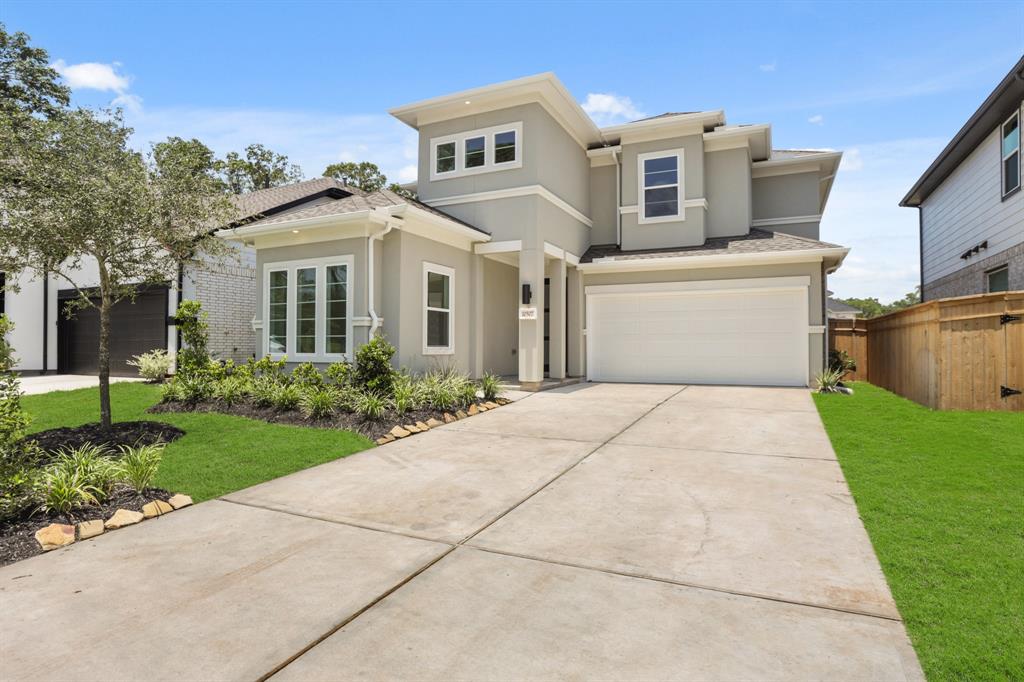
<box><xmin>3</xmin><ymin>0</ymin><xmax>1022</xmax><ymax>301</ymax></box>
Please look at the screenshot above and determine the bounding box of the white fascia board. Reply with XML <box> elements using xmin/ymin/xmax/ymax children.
<box><xmin>752</xmin><ymin>151</ymin><xmax>842</xmax><ymax>178</ymax></box>
<box><xmin>600</xmin><ymin>110</ymin><xmax>725</xmax><ymax>137</ymax></box>
<box><xmin>585</xmin><ymin>275</ymin><xmax>812</xmax><ymax>296</ymax></box>
<box><xmin>587</xmin><ymin>145</ymin><xmax>621</xmax><ymax>167</ymax></box>
<box><xmin>216</xmin><ymin>210</ymin><xmax>373</xmax><ymax>240</ymax></box>
<box><xmin>427</xmin><ymin>184</ymin><xmax>593</xmax><ymax>228</ymax></box>
<box><xmin>703</xmin><ymin>124</ymin><xmax>771</xmax><ymax>160</ymax></box>
<box><xmin>751</xmin><ymin>214</ymin><xmax>822</xmax><ymax>227</ymax></box>
<box><xmin>579</xmin><ymin>247</ymin><xmax>850</xmax><ymax>274</ymax></box>
<box><xmin>475</xmin><ymin>240</ymin><xmax>522</xmax><ymax>255</ymax></box>
<box><xmin>399</xmin><ymin>205</ymin><xmax>491</xmax><ymax>243</ymax></box>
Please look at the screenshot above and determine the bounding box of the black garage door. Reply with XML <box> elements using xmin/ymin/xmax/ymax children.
<box><xmin>58</xmin><ymin>286</ymin><xmax>169</xmax><ymax>377</ymax></box>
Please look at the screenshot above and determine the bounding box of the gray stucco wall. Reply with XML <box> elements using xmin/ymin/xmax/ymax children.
<box><xmin>482</xmin><ymin>258</ymin><xmax>518</xmax><ymax>376</ymax></box>
<box><xmin>752</xmin><ymin>172</ymin><xmax>820</xmax><ymax>225</ymax></box>
<box><xmin>416</xmin><ymin>102</ymin><xmax>590</xmax><ymax>221</ymax></box>
<box><xmin>589</xmin><ymin>164</ymin><xmax>617</xmax><ymax>245</ymax></box>
<box><xmin>705</xmin><ymin>147</ymin><xmax>752</xmax><ymax>239</ymax></box>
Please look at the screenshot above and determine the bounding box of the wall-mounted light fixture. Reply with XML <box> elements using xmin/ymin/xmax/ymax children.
<box><xmin>522</xmin><ymin>283</ymin><xmax>532</xmax><ymax>304</ymax></box>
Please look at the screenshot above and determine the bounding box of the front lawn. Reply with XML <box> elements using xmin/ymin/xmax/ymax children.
<box><xmin>22</xmin><ymin>382</ymin><xmax>373</xmax><ymax>502</ymax></box>
<box><xmin>814</xmin><ymin>382</ymin><xmax>1023</xmax><ymax>681</ymax></box>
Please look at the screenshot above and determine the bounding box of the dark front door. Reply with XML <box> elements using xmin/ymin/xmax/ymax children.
<box><xmin>58</xmin><ymin>286</ymin><xmax>169</xmax><ymax>376</ymax></box>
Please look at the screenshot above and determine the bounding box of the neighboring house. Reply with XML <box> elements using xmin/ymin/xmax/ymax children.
<box><xmin>901</xmin><ymin>56</ymin><xmax>1024</xmax><ymax>300</ymax></box>
<box><xmin>220</xmin><ymin>73</ymin><xmax>847</xmax><ymax>388</ymax></box>
<box><xmin>2</xmin><ymin>178</ymin><xmax>353</xmax><ymax>375</ymax></box>
<box><xmin>826</xmin><ymin>297</ymin><xmax>862</xmax><ymax>320</ymax></box>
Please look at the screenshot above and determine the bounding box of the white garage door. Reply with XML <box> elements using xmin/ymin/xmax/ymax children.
<box><xmin>586</xmin><ymin>277</ymin><xmax>809</xmax><ymax>386</ymax></box>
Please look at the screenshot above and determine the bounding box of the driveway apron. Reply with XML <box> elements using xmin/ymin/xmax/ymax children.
<box><xmin>0</xmin><ymin>383</ymin><xmax>923</xmax><ymax>681</ymax></box>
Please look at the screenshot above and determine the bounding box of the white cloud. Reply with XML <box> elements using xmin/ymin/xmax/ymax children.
<box><xmin>580</xmin><ymin>93</ymin><xmax>646</xmax><ymax>127</ymax></box>
<box><xmin>123</xmin><ymin>107</ymin><xmax>418</xmax><ymax>188</ymax></box>
<box><xmin>807</xmin><ymin>114</ymin><xmax>824</xmax><ymax>125</ymax></box>
<box><xmin>759</xmin><ymin>62</ymin><xmax>777</xmax><ymax>72</ymax></box>
<box><xmin>821</xmin><ymin>137</ymin><xmax>946</xmax><ymax>302</ymax></box>
<box><xmin>112</xmin><ymin>93</ymin><xmax>143</xmax><ymax>114</ymax></box>
<box><xmin>52</xmin><ymin>59</ymin><xmax>130</xmax><ymax>93</ymax></box>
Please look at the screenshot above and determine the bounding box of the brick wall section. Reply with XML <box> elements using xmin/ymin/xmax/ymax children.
<box><xmin>191</xmin><ymin>261</ymin><xmax>256</xmax><ymax>363</ymax></box>
<box><xmin>924</xmin><ymin>242</ymin><xmax>1023</xmax><ymax>300</ymax></box>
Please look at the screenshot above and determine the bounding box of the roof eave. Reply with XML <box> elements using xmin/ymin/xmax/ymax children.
<box><xmin>579</xmin><ymin>247</ymin><xmax>850</xmax><ymax>273</ymax></box>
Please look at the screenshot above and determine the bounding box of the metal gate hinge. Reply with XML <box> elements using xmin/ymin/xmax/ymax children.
<box><xmin>999</xmin><ymin>314</ymin><xmax>1021</xmax><ymax>325</ymax></box>
<box><xmin>1000</xmin><ymin>385</ymin><xmax>1022</xmax><ymax>399</ymax></box>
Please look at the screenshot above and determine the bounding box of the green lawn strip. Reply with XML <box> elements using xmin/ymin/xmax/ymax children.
<box><xmin>22</xmin><ymin>383</ymin><xmax>373</xmax><ymax>502</ymax></box>
<box><xmin>813</xmin><ymin>382</ymin><xmax>1023</xmax><ymax>681</ymax></box>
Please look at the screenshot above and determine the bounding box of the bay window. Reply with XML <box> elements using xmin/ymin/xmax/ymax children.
<box><xmin>638</xmin><ymin>149</ymin><xmax>684</xmax><ymax>223</ymax></box>
<box><xmin>423</xmin><ymin>262</ymin><xmax>454</xmax><ymax>354</ymax></box>
<box><xmin>263</xmin><ymin>255</ymin><xmax>352</xmax><ymax>361</ymax></box>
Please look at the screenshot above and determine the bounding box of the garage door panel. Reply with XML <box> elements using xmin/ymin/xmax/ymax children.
<box><xmin>588</xmin><ymin>285</ymin><xmax>807</xmax><ymax>387</ymax></box>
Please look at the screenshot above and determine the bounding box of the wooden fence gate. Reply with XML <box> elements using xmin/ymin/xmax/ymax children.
<box><xmin>828</xmin><ymin>292</ymin><xmax>1023</xmax><ymax>411</ymax></box>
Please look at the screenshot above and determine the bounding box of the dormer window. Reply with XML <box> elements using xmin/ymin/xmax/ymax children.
<box><xmin>1002</xmin><ymin>110</ymin><xmax>1020</xmax><ymax>198</ymax></box>
<box><xmin>429</xmin><ymin>122</ymin><xmax>523</xmax><ymax>180</ymax></box>
<box><xmin>638</xmin><ymin>149</ymin><xmax>684</xmax><ymax>223</ymax></box>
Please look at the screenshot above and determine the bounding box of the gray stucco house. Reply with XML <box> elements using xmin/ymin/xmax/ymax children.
<box><xmin>901</xmin><ymin>56</ymin><xmax>1024</xmax><ymax>300</ymax></box>
<box><xmin>220</xmin><ymin>72</ymin><xmax>848</xmax><ymax>388</ymax></box>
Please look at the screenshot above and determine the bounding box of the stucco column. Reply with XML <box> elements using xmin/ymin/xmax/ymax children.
<box><xmin>517</xmin><ymin>247</ymin><xmax>546</xmax><ymax>387</ymax></box>
<box><xmin>470</xmin><ymin>253</ymin><xmax>484</xmax><ymax>378</ymax></box>
<box><xmin>547</xmin><ymin>256</ymin><xmax>566</xmax><ymax>379</ymax></box>
<box><xmin>567</xmin><ymin>265</ymin><xmax>585</xmax><ymax>377</ymax></box>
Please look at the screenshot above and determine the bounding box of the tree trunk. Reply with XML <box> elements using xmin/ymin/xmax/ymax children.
<box><xmin>97</xmin><ymin>266</ymin><xmax>112</xmax><ymax>430</ymax></box>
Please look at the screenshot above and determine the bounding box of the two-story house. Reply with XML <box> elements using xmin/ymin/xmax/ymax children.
<box><xmin>221</xmin><ymin>73</ymin><xmax>847</xmax><ymax>388</ymax></box>
<box><xmin>901</xmin><ymin>56</ymin><xmax>1024</xmax><ymax>300</ymax></box>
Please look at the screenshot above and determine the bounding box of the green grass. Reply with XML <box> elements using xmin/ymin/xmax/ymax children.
<box><xmin>22</xmin><ymin>383</ymin><xmax>373</xmax><ymax>502</ymax></box>
<box><xmin>813</xmin><ymin>382</ymin><xmax>1023</xmax><ymax>681</ymax></box>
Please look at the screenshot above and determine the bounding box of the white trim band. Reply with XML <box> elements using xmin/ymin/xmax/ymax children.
<box><xmin>426</xmin><ymin>185</ymin><xmax>593</xmax><ymax>228</ymax></box>
<box><xmin>751</xmin><ymin>214</ymin><xmax>822</xmax><ymax>228</ymax></box>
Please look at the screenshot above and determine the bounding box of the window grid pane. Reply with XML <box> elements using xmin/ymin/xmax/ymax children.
<box><xmin>642</xmin><ymin>155</ymin><xmax>680</xmax><ymax>218</ymax></box>
<box><xmin>326</xmin><ymin>264</ymin><xmax>347</xmax><ymax>355</ymax></box>
<box><xmin>495</xmin><ymin>131</ymin><xmax>516</xmax><ymax>163</ymax></box>
<box><xmin>436</xmin><ymin>142</ymin><xmax>455</xmax><ymax>173</ymax></box>
<box><xmin>465</xmin><ymin>136</ymin><xmax>485</xmax><ymax>168</ymax></box>
<box><xmin>1003</xmin><ymin>115</ymin><xmax>1020</xmax><ymax>158</ymax></box>
<box><xmin>1005</xmin><ymin>152</ymin><xmax>1020</xmax><ymax>195</ymax></box>
<box><xmin>268</xmin><ymin>270</ymin><xmax>288</xmax><ymax>353</ymax></box>
<box><xmin>425</xmin><ymin>270</ymin><xmax>451</xmax><ymax>349</ymax></box>
<box><xmin>296</xmin><ymin>267</ymin><xmax>316</xmax><ymax>354</ymax></box>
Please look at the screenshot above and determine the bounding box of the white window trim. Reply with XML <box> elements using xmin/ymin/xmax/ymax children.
<box><xmin>422</xmin><ymin>261</ymin><xmax>455</xmax><ymax>355</ymax></box>
<box><xmin>262</xmin><ymin>255</ymin><xmax>355</xmax><ymax>363</ymax></box>
<box><xmin>1001</xmin><ymin>108</ymin><xmax>1021</xmax><ymax>199</ymax></box>
<box><xmin>986</xmin><ymin>264</ymin><xmax>1009</xmax><ymax>293</ymax></box>
<box><xmin>638</xmin><ymin>148</ymin><xmax>685</xmax><ymax>224</ymax></box>
<box><xmin>429</xmin><ymin>121</ymin><xmax>523</xmax><ymax>181</ymax></box>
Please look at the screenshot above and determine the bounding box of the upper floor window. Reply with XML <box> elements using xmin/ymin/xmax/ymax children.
<box><xmin>1003</xmin><ymin>110</ymin><xmax>1020</xmax><ymax>198</ymax></box>
<box><xmin>638</xmin><ymin>149</ymin><xmax>684</xmax><ymax>223</ymax></box>
<box><xmin>429</xmin><ymin>122</ymin><xmax>523</xmax><ymax>181</ymax></box>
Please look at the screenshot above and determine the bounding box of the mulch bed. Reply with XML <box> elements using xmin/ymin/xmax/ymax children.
<box><xmin>150</xmin><ymin>399</ymin><xmax>497</xmax><ymax>441</ymax></box>
<box><xmin>26</xmin><ymin>421</ymin><xmax>185</xmax><ymax>458</ymax></box>
<box><xmin>0</xmin><ymin>487</ymin><xmax>172</xmax><ymax>568</ymax></box>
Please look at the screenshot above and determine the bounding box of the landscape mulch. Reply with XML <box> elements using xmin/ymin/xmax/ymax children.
<box><xmin>26</xmin><ymin>421</ymin><xmax>185</xmax><ymax>459</ymax></box>
<box><xmin>0</xmin><ymin>487</ymin><xmax>172</xmax><ymax>568</ymax></box>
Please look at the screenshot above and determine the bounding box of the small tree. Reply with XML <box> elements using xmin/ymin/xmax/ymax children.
<box><xmin>174</xmin><ymin>299</ymin><xmax>210</xmax><ymax>377</ymax></box>
<box><xmin>0</xmin><ymin>109</ymin><xmax>234</xmax><ymax>428</ymax></box>
<box><xmin>223</xmin><ymin>143</ymin><xmax>303</xmax><ymax>194</ymax></box>
<box><xmin>323</xmin><ymin>161</ymin><xmax>388</xmax><ymax>193</ymax></box>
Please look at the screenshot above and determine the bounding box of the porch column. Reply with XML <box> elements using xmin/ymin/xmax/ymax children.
<box><xmin>547</xmin><ymin>256</ymin><xmax>566</xmax><ymax>379</ymax></box>
<box><xmin>470</xmin><ymin>254</ymin><xmax>485</xmax><ymax>378</ymax></box>
<box><xmin>518</xmin><ymin>246</ymin><xmax>546</xmax><ymax>387</ymax></box>
<box><xmin>567</xmin><ymin>265</ymin><xmax>585</xmax><ymax>377</ymax></box>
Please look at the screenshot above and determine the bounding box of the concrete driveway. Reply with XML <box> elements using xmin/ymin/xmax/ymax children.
<box><xmin>18</xmin><ymin>374</ymin><xmax>143</xmax><ymax>395</ymax></box>
<box><xmin>0</xmin><ymin>384</ymin><xmax>923</xmax><ymax>681</ymax></box>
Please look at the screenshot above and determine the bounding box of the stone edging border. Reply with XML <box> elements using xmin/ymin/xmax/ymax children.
<box><xmin>34</xmin><ymin>493</ymin><xmax>194</xmax><ymax>552</ymax></box>
<box><xmin>374</xmin><ymin>399</ymin><xmax>509</xmax><ymax>446</ymax></box>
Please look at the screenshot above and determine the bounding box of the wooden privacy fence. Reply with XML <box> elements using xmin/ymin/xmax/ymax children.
<box><xmin>827</xmin><ymin>318</ymin><xmax>868</xmax><ymax>382</ymax></box>
<box><xmin>828</xmin><ymin>291</ymin><xmax>1023</xmax><ymax>411</ymax></box>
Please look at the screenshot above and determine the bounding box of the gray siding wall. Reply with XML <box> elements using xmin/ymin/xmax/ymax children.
<box><xmin>920</xmin><ymin>115</ymin><xmax>1024</xmax><ymax>287</ymax></box>
<box><xmin>416</xmin><ymin>102</ymin><xmax>590</xmax><ymax>223</ymax></box>
<box><xmin>705</xmin><ymin>147</ymin><xmax>752</xmax><ymax>238</ymax></box>
<box><xmin>589</xmin><ymin>164</ymin><xmax>617</xmax><ymax>245</ymax></box>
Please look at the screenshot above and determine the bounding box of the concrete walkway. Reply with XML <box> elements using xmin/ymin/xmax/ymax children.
<box><xmin>18</xmin><ymin>374</ymin><xmax>143</xmax><ymax>395</ymax></box>
<box><xmin>0</xmin><ymin>384</ymin><xmax>924</xmax><ymax>681</ymax></box>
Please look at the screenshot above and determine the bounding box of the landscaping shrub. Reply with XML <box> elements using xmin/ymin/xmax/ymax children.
<box><xmin>326</xmin><ymin>361</ymin><xmax>353</xmax><ymax>386</ymax></box>
<box><xmin>250</xmin><ymin>375</ymin><xmax>279</xmax><ymax>407</ymax></box>
<box><xmin>159</xmin><ymin>380</ymin><xmax>183</xmax><ymax>404</ymax></box>
<box><xmin>175</xmin><ymin>375</ymin><xmax>214</xmax><ymax>404</ymax></box>
<box><xmin>458</xmin><ymin>380</ymin><xmax>479</xmax><ymax>406</ymax></box>
<box><xmin>815</xmin><ymin>367</ymin><xmax>846</xmax><ymax>393</ymax></box>
<box><xmin>828</xmin><ymin>349</ymin><xmax>857</xmax><ymax>379</ymax></box>
<box><xmin>355</xmin><ymin>335</ymin><xmax>397</xmax><ymax>395</ymax></box>
<box><xmin>271</xmin><ymin>383</ymin><xmax>302</xmax><ymax>411</ymax></box>
<box><xmin>479</xmin><ymin>372</ymin><xmax>502</xmax><ymax>402</ymax></box>
<box><xmin>355</xmin><ymin>392</ymin><xmax>387</xmax><ymax>420</ymax></box>
<box><xmin>174</xmin><ymin>300</ymin><xmax>210</xmax><ymax>378</ymax></box>
<box><xmin>54</xmin><ymin>443</ymin><xmax>120</xmax><ymax>500</ymax></box>
<box><xmin>0</xmin><ymin>315</ymin><xmax>43</xmax><ymax>522</ymax></box>
<box><xmin>291</xmin><ymin>362</ymin><xmax>324</xmax><ymax>387</ymax></box>
<box><xmin>391</xmin><ymin>374</ymin><xmax>420</xmax><ymax>414</ymax></box>
<box><xmin>299</xmin><ymin>387</ymin><xmax>338</xmax><ymax>420</ymax></box>
<box><xmin>127</xmin><ymin>348</ymin><xmax>171</xmax><ymax>383</ymax></box>
<box><xmin>237</xmin><ymin>355</ymin><xmax>288</xmax><ymax>382</ymax></box>
<box><xmin>38</xmin><ymin>466</ymin><xmax>99</xmax><ymax>515</ymax></box>
<box><xmin>215</xmin><ymin>376</ymin><xmax>250</xmax><ymax>407</ymax></box>
<box><xmin>116</xmin><ymin>442</ymin><xmax>164</xmax><ymax>491</ymax></box>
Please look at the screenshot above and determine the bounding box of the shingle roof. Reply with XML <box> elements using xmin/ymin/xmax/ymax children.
<box><xmin>629</xmin><ymin>111</ymin><xmax>697</xmax><ymax>123</ymax></box>
<box><xmin>230</xmin><ymin>177</ymin><xmax>358</xmax><ymax>221</ymax></box>
<box><xmin>242</xmin><ymin>188</ymin><xmax>489</xmax><ymax>235</ymax></box>
<box><xmin>581</xmin><ymin>229</ymin><xmax>842</xmax><ymax>263</ymax></box>
<box><xmin>826</xmin><ymin>297</ymin><xmax>863</xmax><ymax>314</ymax></box>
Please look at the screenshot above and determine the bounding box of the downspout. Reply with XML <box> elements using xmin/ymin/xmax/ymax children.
<box><xmin>917</xmin><ymin>206</ymin><xmax>925</xmax><ymax>302</ymax></box>
<box><xmin>367</xmin><ymin>218</ymin><xmax>397</xmax><ymax>339</ymax></box>
<box><xmin>613</xmin><ymin>149</ymin><xmax>622</xmax><ymax>246</ymax></box>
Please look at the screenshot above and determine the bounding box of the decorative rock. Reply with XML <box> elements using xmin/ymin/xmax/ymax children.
<box><xmin>404</xmin><ymin>423</ymin><xmax>422</xmax><ymax>433</ymax></box>
<box><xmin>390</xmin><ymin>425</ymin><xmax>411</xmax><ymax>438</ymax></box>
<box><xmin>477</xmin><ymin>404</ymin><xmax>489</xmax><ymax>411</ymax></box>
<box><xmin>168</xmin><ymin>494</ymin><xmax>193</xmax><ymax>510</ymax></box>
<box><xmin>443</xmin><ymin>413</ymin><xmax>457</xmax><ymax>424</ymax></box>
<box><xmin>484</xmin><ymin>401</ymin><xmax>500</xmax><ymax>410</ymax></box>
<box><xmin>415</xmin><ymin>421</ymin><xmax>430</xmax><ymax>431</ymax></box>
<box><xmin>35</xmin><ymin>523</ymin><xmax>75</xmax><ymax>551</ymax></box>
<box><xmin>455</xmin><ymin>410</ymin><xmax>468</xmax><ymax>420</ymax></box>
<box><xmin>76</xmin><ymin>520</ymin><xmax>105</xmax><ymax>540</ymax></box>
<box><xmin>426</xmin><ymin>417</ymin><xmax>444</xmax><ymax>428</ymax></box>
<box><xmin>468</xmin><ymin>404</ymin><xmax>479</xmax><ymax>416</ymax></box>
<box><xmin>104</xmin><ymin>509</ymin><xmax>144</xmax><ymax>529</ymax></box>
<box><xmin>375</xmin><ymin>435</ymin><xmax>395</xmax><ymax>445</ymax></box>
<box><xmin>142</xmin><ymin>500</ymin><xmax>174</xmax><ymax>519</ymax></box>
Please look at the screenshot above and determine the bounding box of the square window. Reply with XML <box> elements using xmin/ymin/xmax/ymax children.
<box><xmin>495</xmin><ymin>130</ymin><xmax>516</xmax><ymax>163</ymax></box>
<box><xmin>465</xmin><ymin>136</ymin><xmax>485</xmax><ymax>168</ymax></box>
<box><xmin>987</xmin><ymin>266</ymin><xmax>1009</xmax><ymax>293</ymax></box>
<box><xmin>436</xmin><ymin>142</ymin><xmax>455</xmax><ymax>174</ymax></box>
